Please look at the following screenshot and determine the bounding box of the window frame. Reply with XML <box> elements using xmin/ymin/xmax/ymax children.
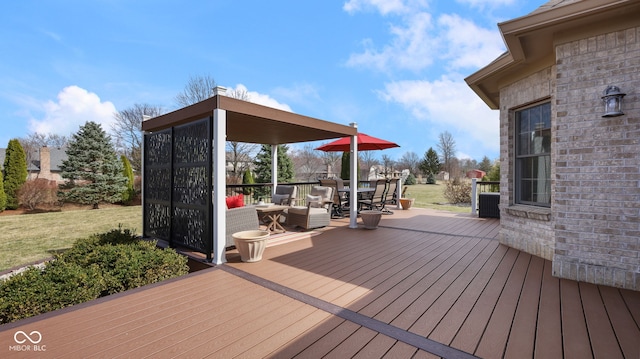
<box><xmin>514</xmin><ymin>102</ymin><xmax>551</xmax><ymax>207</ymax></box>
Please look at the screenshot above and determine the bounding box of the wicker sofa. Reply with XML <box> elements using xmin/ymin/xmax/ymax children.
<box><xmin>225</xmin><ymin>206</ymin><xmax>260</xmax><ymax>248</ymax></box>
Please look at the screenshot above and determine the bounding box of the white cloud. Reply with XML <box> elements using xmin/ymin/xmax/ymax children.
<box><xmin>343</xmin><ymin>0</ymin><xmax>428</xmax><ymax>15</ymax></box>
<box><xmin>379</xmin><ymin>76</ymin><xmax>499</xmax><ymax>153</ymax></box>
<box><xmin>456</xmin><ymin>0</ymin><xmax>515</xmax><ymax>8</ymax></box>
<box><xmin>28</xmin><ymin>86</ymin><xmax>117</xmax><ymax>136</ymax></box>
<box><xmin>346</xmin><ymin>12</ymin><xmax>437</xmax><ymax>72</ymax></box>
<box><xmin>438</xmin><ymin>14</ymin><xmax>505</xmax><ymax>69</ymax></box>
<box><xmin>228</xmin><ymin>84</ymin><xmax>292</xmax><ymax>112</ymax></box>
<box><xmin>345</xmin><ymin>5</ymin><xmax>504</xmax><ymax>73</ymax></box>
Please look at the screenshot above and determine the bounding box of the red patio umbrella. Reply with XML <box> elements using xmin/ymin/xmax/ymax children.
<box><xmin>315</xmin><ymin>133</ymin><xmax>400</xmax><ymax>152</ymax></box>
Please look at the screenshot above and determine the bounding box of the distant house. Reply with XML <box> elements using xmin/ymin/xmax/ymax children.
<box><xmin>466</xmin><ymin>169</ymin><xmax>486</xmax><ymax>179</ymax></box>
<box><xmin>466</xmin><ymin>0</ymin><xmax>640</xmax><ymax>290</ymax></box>
<box><xmin>0</xmin><ymin>146</ymin><xmax>67</xmax><ymax>184</ymax></box>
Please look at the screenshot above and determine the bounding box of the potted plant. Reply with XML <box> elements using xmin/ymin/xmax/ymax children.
<box><xmin>399</xmin><ymin>188</ymin><xmax>415</xmax><ymax>210</ymax></box>
<box><xmin>232</xmin><ymin>230</ymin><xmax>270</xmax><ymax>262</ymax></box>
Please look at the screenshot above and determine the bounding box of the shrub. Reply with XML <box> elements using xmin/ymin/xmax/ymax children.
<box><xmin>0</xmin><ymin>263</ymin><xmax>104</xmax><ymax>324</ymax></box>
<box><xmin>17</xmin><ymin>179</ymin><xmax>58</xmax><ymax>210</ymax></box>
<box><xmin>404</xmin><ymin>173</ymin><xmax>416</xmax><ymax>185</ymax></box>
<box><xmin>426</xmin><ymin>173</ymin><xmax>437</xmax><ymax>184</ymax></box>
<box><xmin>443</xmin><ymin>178</ymin><xmax>472</xmax><ymax>204</ymax></box>
<box><xmin>0</xmin><ymin>227</ymin><xmax>189</xmax><ymax>324</ymax></box>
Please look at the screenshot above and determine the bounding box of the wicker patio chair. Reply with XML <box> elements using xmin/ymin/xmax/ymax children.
<box><xmin>286</xmin><ymin>186</ymin><xmax>334</xmax><ymax>230</ymax></box>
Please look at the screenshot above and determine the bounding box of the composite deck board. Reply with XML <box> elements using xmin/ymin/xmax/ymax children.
<box><xmin>534</xmin><ymin>260</ymin><xmax>563</xmax><ymax>359</ymax></box>
<box><xmin>503</xmin><ymin>255</ymin><xmax>545</xmax><ymax>358</ymax></box>
<box><xmin>449</xmin><ymin>248</ymin><xmax>520</xmax><ymax>353</ymax></box>
<box><xmin>358</xmin><ymin>235</ymin><xmax>475</xmax><ymax>319</ymax></box>
<box><xmin>407</xmin><ymin>240</ymin><xmax>502</xmax><ymax>337</ymax></box>
<box><xmin>599</xmin><ymin>286</ymin><xmax>640</xmax><ymax>358</ymax></box>
<box><xmin>474</xmin><ymin>251</ymin><xmax>532</xmax><ymax>358</ymax></box>
<box><xmin>427</xmin><ymin>244</ymin><xmax>510</xmax><ymax>344</ymax></box>
<box><xmin>374</xmin><ymin>238</ymin><xmax>478</xmax><ymax>329</ymax></box>
<box><xmin>390</xmin><ymin>238</ymin><xmax>494</xmax><ymax>330</ymax></box>
<box><xmin>1</xmin><ymin>208</ymin><xmax>638</xmax><ymax>358</ymax></box>
<box><xmin>560</xmin><ymin>279</ymin><xmax>593</xmax><ymax>358</ymax></box>
<box><xmin>580</xmin><ymin>283</ymin><xmax>625</xmax><ymax>359</ymax></box>
<box><xmin>351</xmin><ymin>334</ymin><xmax>398</xmax><ymax>359</ymax></box>
<box><xmin>344</xmin><ymin>234</ymin><xmax>465</xmax><ymax>313</ymax></box>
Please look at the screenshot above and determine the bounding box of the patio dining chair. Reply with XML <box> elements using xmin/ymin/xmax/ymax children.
<box><xmin>382</xmin><ymin>178</ymin><xmax>399</xmax><ymax>214</ymax></box>
<box><xmin>358</xmin><ymin>179</ymin><xmax>388</xmax><ymax>212</ymax></box>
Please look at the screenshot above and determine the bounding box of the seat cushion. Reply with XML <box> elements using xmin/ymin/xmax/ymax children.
<box><xmin>287</xmin><ymin>206</ymin><xmax>327</xmax><ymax>215</ymax></box>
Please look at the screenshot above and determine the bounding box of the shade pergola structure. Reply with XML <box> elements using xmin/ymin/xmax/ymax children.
<box><xmin>141</xmin><ymin>87</ymin><xmax>359</xmax><ymax>264</ymax></box>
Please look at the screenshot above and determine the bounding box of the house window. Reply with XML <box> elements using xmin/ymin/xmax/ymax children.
<box><xmin>515</xmin><ymin>102</ymin><xmax>551</xmax><ymax>207</ymax></box>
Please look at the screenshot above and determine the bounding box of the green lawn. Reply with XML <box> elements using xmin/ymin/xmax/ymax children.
<box><xmin>403</xmin><ymin>183</ymin><xmax>472</xmax><ymax>213</ymax></box>
<box><xmin>0</xmin><ymin>206</ymin><xmax>142</xmax><ymax>272</ymax></box>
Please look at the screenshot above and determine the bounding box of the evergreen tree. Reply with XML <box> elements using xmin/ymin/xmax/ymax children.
<box><xmin>3</xmin><ymin>139</ymin><xmax>28</xmax><ymax>209</ymax></box>
<box><xmin>478</xmin><ymin>156</ymin><xmax>493</xmax><ymax>173</ymax></box>
<box><xmin>253</xmin><ymin>144</ymin><xmax>294</xmax><ymax>184</ymax></box>
<box><xmin>253</xmin><ymin>145</ymin><xmax>294</xmax><ymax>200</ymax></box>
<box><xmin>120</xmin><ymin>155</ymin><xmax>136</xmax><ymax>203</ymax></box>
<box><xmin>341</xmin><ymin>152</ymin><xmax>350</xmax><ymax>180</ymax></box>
<box><xmin>59</xmin><ymin>121</ymin><xmax>127</xmax><ymax>209</ymax></box>
<box><xmin>241</xmin><ymin>168</ymin><xmax>255</xmax><ymax>196</ymax></box>
<box><xmin>419</xmin><ymin>147</ymin><xmax>440</xmax><ymax>184</ymax></box>
<box><xmin>0</xmin><ymin>171</ymin><xmax>7</xmax><ymax>211</ymax></box>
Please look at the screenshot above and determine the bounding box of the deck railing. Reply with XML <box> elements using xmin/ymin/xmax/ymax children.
<box><xmin>226</xmin><ymin>181</ymin><xmax>320</xmax><ymax>206</ymax></box>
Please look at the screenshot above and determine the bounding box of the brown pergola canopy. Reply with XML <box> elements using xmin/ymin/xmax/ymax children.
<box><xmin>142</xmin><ymin>95</ymin><xmax>357</xmax><ymax>143</ymax></box>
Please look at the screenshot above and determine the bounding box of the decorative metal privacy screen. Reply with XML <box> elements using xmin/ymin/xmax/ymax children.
<box><xmin>143</xmin><ymin>117</ymin><xmax>213</xmax><ymax>260</ymax></box>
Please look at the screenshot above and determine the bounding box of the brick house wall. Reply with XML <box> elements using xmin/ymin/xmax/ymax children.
<box><xmin>552</xmin><ymin>26</ymin><xmax>640</xmax><ymax>289</ymax></box>
<box><xmin>499</xmin><ymin>68</ymin><xmax>557</xmax><ymax>261</ymax></box>
<box><xmin>498</xmin><ymin>26</ymin><xmax>640</xmax><ymax>290</ymax></box>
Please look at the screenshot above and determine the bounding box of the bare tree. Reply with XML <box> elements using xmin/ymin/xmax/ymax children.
<box><xmin>291</xmin><ymin>144</ymin><xmax>324</xmax><ymax>181</ymax></box>
<box><xmin>438</xmin><ymin>131</ymin><xmax>457</xmax><ymax>177</ymax></box>
<box><xmin>359</xmin><ymin>151</ymin><xmax>379</xmax><ymax>180</ymax></box>
<box><xmin>398</xmin><ymin>151</ymin><xmax>420</xmax><ymax>175</ymax></box>
<box><xmin>227</xmin><ymin>142</ymin><xmax>257</xmax><ymax>183</ymax></box>
<box><xmin>319</xmin><ymin>151</ymin><xmax>342</xmax><ymax>178</ymax></box>
<box><xmin>20</xmin><ymin>132</ymin><xmax>69</xmax><ymax>169</ymax></box>
<box><xmin>175</xmin><ymin>74</ymin><xmax>217</xmax><ymax>107</ymax></box>
<box><xmin>381</xmin><ymin>154</ymin><xmax>396</xmax><ymax>178</ymax></box>
<box><xmin>112</xmin><ymin>103</ymin><xmax>164</xmax><ymax>173</ymax></box>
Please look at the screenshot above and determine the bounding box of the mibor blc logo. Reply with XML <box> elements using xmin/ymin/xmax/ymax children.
<box><xmin>10</xmin><ymin>331</ymin><xmax>46</xmax><ymax>352</ymax></box>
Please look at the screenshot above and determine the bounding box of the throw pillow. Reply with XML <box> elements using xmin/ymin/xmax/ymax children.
<box><xmin>306</xmin><ymin>194</ymin><xmax>322</xmax><ymax>208</ymax></box>
<box><xmin>226</xmin><ymin>194</ymin><xmax>244</xmax><ymax>209</ymax></box>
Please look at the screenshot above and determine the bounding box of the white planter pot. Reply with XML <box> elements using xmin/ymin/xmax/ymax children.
<box><xmin>360</xmin><ymin>210</ymin><xmax>383</xmax><ymax>229</ymax></box>
<box><xmin>232</xmin><ymin>230</ymin><xmax>270</xmax><ymax>262</ymax></box>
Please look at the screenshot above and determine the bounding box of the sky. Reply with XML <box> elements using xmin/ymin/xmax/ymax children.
<box><xmin>0</xmin><ymin>0</ymin><xmax>542</xmax><ymax>163</ymax></box>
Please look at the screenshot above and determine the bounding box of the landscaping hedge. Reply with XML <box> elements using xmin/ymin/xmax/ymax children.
<box><xmin>0</xmin><ymin>228</ymin><xmax>189</xmax><ymax>324</ymax></box>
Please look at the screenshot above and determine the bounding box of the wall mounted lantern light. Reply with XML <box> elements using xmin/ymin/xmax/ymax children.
<box><xmin>601</xmin><ymin>85</ymin><xmax>626</xmax><ymax>117</ymax></box>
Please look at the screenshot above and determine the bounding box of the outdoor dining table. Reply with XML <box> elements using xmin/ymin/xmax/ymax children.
<box><xmin>338</xmin><ymin>187</ymin><xmax>375</xmax><ymax>212</ymax></box>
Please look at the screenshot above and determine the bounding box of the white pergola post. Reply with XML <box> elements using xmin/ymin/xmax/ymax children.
<box><xmin>396</xmin><ymin>177</ymin><xmax>403</xmax><ymax>210</ymax></box>
<box><xmin>271</xmin><ymin>145</ymin><xmax>278</xmax><ymax>195</ymax></box>
<box><xmin>349</xmin><ymin>123</ymin><xmax>358</xmax><ymax>228</ymax></box>
<box><xmin>212</xmin><ymin>87</ymin><xmax>227</xmax><ymax>265</ymax></box>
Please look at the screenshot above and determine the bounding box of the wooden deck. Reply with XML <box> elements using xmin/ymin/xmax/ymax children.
<box><xmin>1</xmin><ymin>207</ymin><xmax>638</xmax><ymax>358</ymax></box>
